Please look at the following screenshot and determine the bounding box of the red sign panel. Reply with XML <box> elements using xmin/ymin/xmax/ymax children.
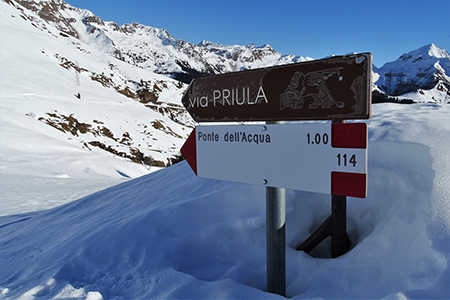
<box><xmin>331</xmin><ymin>172</ymin><xmax>366</xmax><ymax>198</ymax></box>
<box><xmin>331</xmin><ymin>123</ymin><xmax>367</xmax><ymax>149</ymax></box>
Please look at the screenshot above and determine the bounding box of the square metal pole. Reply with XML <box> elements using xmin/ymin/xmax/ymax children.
<box><xmin>331</xmin><ymin>194</ymin><xmax>350</xmax><ymax>258</ymax></box>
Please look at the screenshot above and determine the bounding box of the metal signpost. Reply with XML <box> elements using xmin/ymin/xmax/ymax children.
<box><xmin>266</xmin><ymin>120</ymin><xmax>285</xmax><ymax>296</ymax></box>
<box><xmin>180</xmin><ymin>53</ymin><xmax>372</xmax><ymax>297</ymax></box>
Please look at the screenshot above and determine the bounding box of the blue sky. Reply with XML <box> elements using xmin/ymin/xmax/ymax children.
<box><xmin>68</xmin><ymin>0</ymin><xmax>449</xmax><ymax>67</ymax></box>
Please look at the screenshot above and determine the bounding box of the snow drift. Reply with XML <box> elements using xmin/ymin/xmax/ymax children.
<box><xmin>1</xmin><ymin>103</ymin><xmax>449</xmax><ymax>299</ymax></box>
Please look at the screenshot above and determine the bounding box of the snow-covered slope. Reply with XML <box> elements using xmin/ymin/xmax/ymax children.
<box><xmin>1</xmin><ymin>0</ymin><xmax>194</xmax><ymax>174</ymax></box>
<box><xmin>1</xmin><ymin>103</ymin><xmax>449</xmax><ymax>299</ymax></box>
<box><xmin>0</xmin><ymin>0</ymin><xmax>315</xmax><ymax>175</ymax></box>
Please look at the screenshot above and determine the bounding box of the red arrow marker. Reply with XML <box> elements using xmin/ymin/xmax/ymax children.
<box><xmin>180</xmin><ymin>128</ymin><xmax>197</xmax><ymax>175</ymax></box>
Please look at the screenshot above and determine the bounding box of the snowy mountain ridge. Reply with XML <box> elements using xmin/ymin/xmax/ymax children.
<box><xmin>8</xmin><ymin>0</ymin><xmax>450</xmax><ymax>102</ymax></box>
<box><xmin>7</xmin><ymin>0</ymin><xmax>312</xmax><ymax>84</ymax></box>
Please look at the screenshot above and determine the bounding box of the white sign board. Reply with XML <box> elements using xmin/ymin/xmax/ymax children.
<box><xmin>182</xmin><ymin>123</ymin><xmax>367</xmax><ymax>198</ymax></box>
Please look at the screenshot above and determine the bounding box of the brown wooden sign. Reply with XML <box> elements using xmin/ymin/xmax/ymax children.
<box><xmin>182</xmin><ymin>53</ymin><xmax>372</xmax><ymax>122</ymax></box>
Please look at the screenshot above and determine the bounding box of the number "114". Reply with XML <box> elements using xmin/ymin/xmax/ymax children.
<box><xmin>337</xmin><ymin>153</ymin><xmax>357</xmax><ymax>167</ymax></box>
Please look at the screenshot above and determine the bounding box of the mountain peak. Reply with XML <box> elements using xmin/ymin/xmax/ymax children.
<box><xmin>427</xmin><ymin>43</ymin><xmax>450</xmax><ymax>59</ymax></box>
<box><xmin>375</xmin><ymin>43</ymin><xmax>450</xmax><ymax>96</ymax></box>
<box><xmin>399</xmin><ymin>43</ymin><xmax>450</xmax><ymax>62</ymax></box>
<box><xmin>198</xmin><ymin>40</ymin><xmax>217</xmax><ymax>47</ymax></box>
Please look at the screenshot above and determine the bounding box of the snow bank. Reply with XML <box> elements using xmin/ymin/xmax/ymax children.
<box><xmin>1</xmin><ymin>103</ymin><xmax>449</xmax><ymax>299</ymax></box>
